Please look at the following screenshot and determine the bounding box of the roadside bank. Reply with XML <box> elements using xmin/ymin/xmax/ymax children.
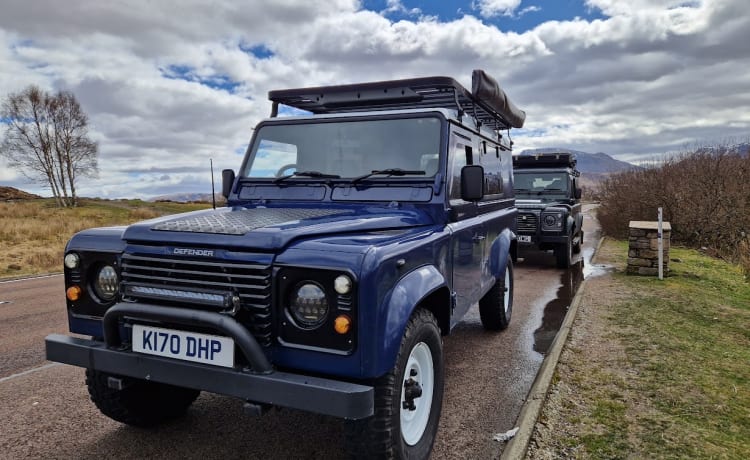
<box><xmin>523</xmin><ymin>239</ymin><xmax>750</xmax><ymax>459</ymax></box>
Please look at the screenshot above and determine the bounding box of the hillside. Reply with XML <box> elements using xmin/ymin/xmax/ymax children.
<box><xmin>0</xmin><ymin>186</ymin><xmax>42</xmax><ymax>201</ymax></box>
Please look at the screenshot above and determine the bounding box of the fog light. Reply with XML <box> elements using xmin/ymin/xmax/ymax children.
<box><xmin>334</xmin><ymin>315</ymin><xmax>351</xmax><ymax>334</ymax></box>
<box><xmin>66</xmin><ymin>285</ymin><xmax>82</xmax><ymax>301</ymax></box>
<box><xmin>64</xmin><ymin>253</ymin><xmax>80</xmax><ymax>269</ymax></box>
<box><xmin>334</xmin><ymin>275</ymin><xmax>352</xmax><ymax>295</ymax></box>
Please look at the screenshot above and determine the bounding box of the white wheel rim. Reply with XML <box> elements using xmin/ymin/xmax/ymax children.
<box><xmin>400</xmin><ymin>342</ymin><xmax>434</xmax><ymax>446</ymax></box>
<box><xmin>503</xmin><ymin>266</ymin><xmax>511</xmax><ymax>313</ymax></box>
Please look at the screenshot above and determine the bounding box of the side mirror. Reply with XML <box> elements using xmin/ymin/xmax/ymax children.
<box><xmin>461</xmin><ymin>165</ymin><xmax>485</xmax><ymax>201</ymax></box>
<box><xmin>574</xmin><ymin>187</ymin><xmax>582</xmax><ymax>199</ymax></box>
<box><xmin>222</xmin><ymin>169</ymin><xmax>236</xmax><ymax>199</ymax></box>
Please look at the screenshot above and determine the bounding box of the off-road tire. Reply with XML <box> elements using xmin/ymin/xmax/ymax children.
<box><xmin>555</xmin><ymin>236</ymin><xmax>573</xmax><ymax>268</ymax></box>
<box><xmin>478</xmin><ymin>257</ymin><xmax>514</xmax><ymax>331</ymax></box>
<box><xmin>344</xmin><ymin>309</ymin><xmax>444</xmax><ymax>459</ymax></box>
<box><xmin>86</xmin><ymin>369</ymin><xmax>200</xmax><ymax>427</ymax></box>
<box><xmin>572</xmin><ymin>230</ymin><xmax>583</xmax><ymax>254</ymax></box>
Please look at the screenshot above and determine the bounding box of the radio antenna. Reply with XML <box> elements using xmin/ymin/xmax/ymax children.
<box><xmin>210</xmin><ymin>158</ymin><xmax>216</xmax><ymax>209</ymax></box>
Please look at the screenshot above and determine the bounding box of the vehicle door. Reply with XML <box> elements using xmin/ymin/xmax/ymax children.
<box><xmin>476</xmin><ymin>140</ymin><xmax>515</xmax><ymax>296</ymax></box>
<box><xmin>446</xmin><ymin>129</ymin><xmax>486</xmax><ymax>326</ymax></box>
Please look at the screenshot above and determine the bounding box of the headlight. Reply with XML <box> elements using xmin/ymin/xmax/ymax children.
<box><xmin>93</xmin><ymin>265</ymin><xmax>119</xmax><ymax>301</ymax></box>
<box><xmin>289</xmin><ymin>282</ymin><xmax>329</xmax><ymax>328</ymax></box>
<box><xmin>542</xmin><ymin>212</ymin><xmax>564</xmax><ymax>230</ymax></box>
<box><xmin>64</xmin><ymin>253</ymin><xmax>80</xmax><ymax>269</ymax></box>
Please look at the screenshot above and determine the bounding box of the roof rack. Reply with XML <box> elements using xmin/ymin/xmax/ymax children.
<box><xmin>268</xmin><ymin>70</ymin><xmax>525</xmax><ymax>132</ymax></box>
<box><xmin>514</xmin><ymin>152</ymin><xmax>578</xmax><ymax>170</ymax></box>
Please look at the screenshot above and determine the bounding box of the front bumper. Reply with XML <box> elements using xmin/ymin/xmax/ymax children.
<box><xmin>45</xmin><ymin>302</ymin><xmax>374</xmax><ymax>420</ymax></box>
<box><xmin>517</xmin><ymin>233</ymin><xmax>569</xmax><ymax>246</ymax></box>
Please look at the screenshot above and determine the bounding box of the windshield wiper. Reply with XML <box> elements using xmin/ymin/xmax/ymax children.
<box><xmin>274</xmin><ymin>170</ymin><xmax>341</xmax><ymax>184</ymax></box>
<box><xmin>350</xmin><ymin>168</ymin><xmax>425</xmax><ymax>184</ymax></box>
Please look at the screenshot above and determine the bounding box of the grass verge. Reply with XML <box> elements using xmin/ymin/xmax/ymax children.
<box><xmin>0</xmin><ymin>198</ymin><xmax>211</xmax><ymax>279</ymax></box>
<box><xmin>530</xmin><ymin>239</ymin><xmax>750</xmax><ymax>459</ymax></box>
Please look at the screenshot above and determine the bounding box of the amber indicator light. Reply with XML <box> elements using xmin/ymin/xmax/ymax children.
<box><xmin>334</xmin><ymin>315</ymin><xmax>352</xmax><ymax>334</ymax></box>
<box><xmin>66</xmin><ymin>285</ymin><xmax>82</xmax><ymax>301</ymax></box>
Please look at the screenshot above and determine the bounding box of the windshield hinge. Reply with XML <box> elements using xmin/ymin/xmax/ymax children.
<box><xmin>432</xmin><ymin>173</ymin><xmax>443</xmax><ymax>195</ymax></box>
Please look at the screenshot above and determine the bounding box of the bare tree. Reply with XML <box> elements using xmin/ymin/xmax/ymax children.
<box><xmin>1</xmin><ymin>85</ymin><xmax>98</xmax><ymax>207</ymax></box>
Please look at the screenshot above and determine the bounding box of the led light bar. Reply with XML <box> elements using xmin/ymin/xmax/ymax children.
<box><xmin>124</xmin><ymin>284</ymin><xmax>229</xmax><ymax>308</ymax></box>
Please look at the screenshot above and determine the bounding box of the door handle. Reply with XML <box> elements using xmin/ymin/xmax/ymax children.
<box><xmin>472</xmin><ymin>235</ymin><xmax>486</xmax><ymax>243</ymax></box>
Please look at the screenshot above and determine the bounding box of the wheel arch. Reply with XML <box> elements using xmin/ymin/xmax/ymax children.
<box><xmin>375</xmin><ymin>265</ymin><xmax>449</xmax><ymax>377</ymax></box>
<box><xmin>488</xmin><ymin>228</ymin><xmax>514</xmax><ymax>280</ymax></box>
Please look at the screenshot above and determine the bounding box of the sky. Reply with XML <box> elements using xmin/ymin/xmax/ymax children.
<box><xmin>0</xmin><ymin>0</ymin><xmax>748</xmax><ymax>199</ymax></box>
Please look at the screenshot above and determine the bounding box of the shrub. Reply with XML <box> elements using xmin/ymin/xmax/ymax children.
<box><xmin>597</xmin><ymin>141</ymin><xmax>750</xmax><ymax>270</ymax></box>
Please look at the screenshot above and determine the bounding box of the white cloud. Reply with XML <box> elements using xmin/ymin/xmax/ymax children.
<box><xmin>472</xmin><ymin>0</ymin><xmax>523</xmax><ymax>18</ymax></box>
<box><xmin>1</xmin><ymin>0</ymin><xmax>748</xmax><ymax>198</ymax></box>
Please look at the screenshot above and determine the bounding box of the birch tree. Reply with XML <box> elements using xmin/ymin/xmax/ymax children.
<box><xmin>1</xmin><ymin>85</ymin><xmax>98</xmax><ymax>207</ymax></box>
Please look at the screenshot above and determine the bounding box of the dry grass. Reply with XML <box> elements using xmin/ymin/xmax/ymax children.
<box><xmin>0</xmin><ymin>199</ymin><xmax>211</xmax><ymax>279</ymax></box>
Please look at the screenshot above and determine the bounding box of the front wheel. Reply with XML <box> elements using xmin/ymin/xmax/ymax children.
<box><xmin>86</xmin><ymin>369</ymin><xmax>200</xmax><ymax>427</ymax></box>
<box><xmin>572</xmin><ymin>230</ymin><xmax>583</xmax><ymax>254</ymax></box>
<box><xmin>555</xmin><ymin>236</ymin><xmax>573</xmax><ymax>268</ymax></box>
<box><xmin>479</xmin><ymin>256</ymin><xmax>514</xmax><ymax>330</ymax></box>
<box><xmin>345</xmin><ymin>309</ymin><xmax>444</xmax><ymax>459</ymax></box>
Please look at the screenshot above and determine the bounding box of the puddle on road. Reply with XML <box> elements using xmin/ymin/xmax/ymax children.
<box><xmin>532</xmin><ymin>261</ymin><xmax>584</xmax><ymax>354</ymax></box>
<box><xmin>531</xmin><ymin>239</ymin><xmax>614</xmax><ymax>355</ymax></box>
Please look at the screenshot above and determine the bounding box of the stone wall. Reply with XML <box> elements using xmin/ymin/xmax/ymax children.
<box><xmin>627</xmin><ymin>221</ymin><xmax>671</xmax><ymax>276</ymax></box>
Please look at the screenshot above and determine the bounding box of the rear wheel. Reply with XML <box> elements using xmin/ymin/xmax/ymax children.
<box><xmin>479</xmin><ymin>257</ymin><xmax>513</xmax><ymax>331</ymax></box>
<box><xmin>86</xmin><ymin>369</ymin><xmax>200</xmax><ymax>427</ymax></box>
<box><xmin>345</xmin><ymin>309</ymin><xmax>444</xmax><ymax>459</ymax></box>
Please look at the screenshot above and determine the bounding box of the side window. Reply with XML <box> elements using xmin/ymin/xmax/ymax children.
<box><xmin>482</xmin><ymin>144</ymin><xmax>504</xmax><ymax>197</ymax></box>
<box><xmin>448</xmin><ymin>137</ymin><xmax>475</xmax><ymax>201</ymax></box>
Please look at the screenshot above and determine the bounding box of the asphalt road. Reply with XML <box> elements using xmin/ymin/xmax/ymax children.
<box><xmin>0</xmin><ymin>207</ymin><xmax>600</xmax><ymax>459</ymax></box>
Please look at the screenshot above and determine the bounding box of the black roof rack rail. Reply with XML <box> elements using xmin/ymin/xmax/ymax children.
<box><xmin>268</xmin><ymin>71</ymin><xmax>525</xmax><ymax>132</ymax></box>
<box><xmin>514</xmin><ymin>152</ymin><xmax>578</xmax><ymax>169</ymax></box>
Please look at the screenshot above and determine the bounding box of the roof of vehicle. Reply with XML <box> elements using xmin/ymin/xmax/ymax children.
<box><xmin>268</xmin><ymin>70</ymin><xmax>526</xmax><ymax>133</ymax></box>
<box><xmin>513</xmin><ymin>152</ymin><xmax>577</xmax><ymax>169</ymax></box>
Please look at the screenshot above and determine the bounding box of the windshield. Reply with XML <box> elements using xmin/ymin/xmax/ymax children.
<box><xmin>243</xmin><ymin>116</ymin><xmax>442</xmax><ymax>179</ymax></box>
<box><xmin>514</xmin><ymin>171</ymin><xmax>569</xmax><ymax>198</ymax></box>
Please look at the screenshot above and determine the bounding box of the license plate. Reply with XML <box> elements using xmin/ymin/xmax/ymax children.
<box><xmin>132</xmin><ymin>324</ymin><xmax>235</xmax><ymax>368</ymax></box>
<box><xmin>518</xmin><ymin>235</ymin><xmax>532</xmax><ymax>243</ymax></box>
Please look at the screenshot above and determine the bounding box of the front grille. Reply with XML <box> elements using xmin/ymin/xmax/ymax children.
<box><xmin>517</xmin><ymin>213</ymin><xmax>538</xmax><ymax>233</ymax></box>
<box><xmin>120</xmin><ymin>253</ymin><xmax>273</xmax><ymax>346</ymax></box>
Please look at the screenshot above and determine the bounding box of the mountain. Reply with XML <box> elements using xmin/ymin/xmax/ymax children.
<box><xmin>518</xmin><ymin>148</ymin><xmax>639</xmax><ymax>174</ymax></box>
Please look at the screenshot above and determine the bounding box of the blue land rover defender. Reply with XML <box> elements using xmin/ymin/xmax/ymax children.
<box><xmin>513</xmin><ymin>152</ymin><xmax>583</xmax><ymax>268</ymax></box>
<box><xmin>45</xmin><ymin>70</ymin><xmax>525</xmax><ymax>459</ymax></box>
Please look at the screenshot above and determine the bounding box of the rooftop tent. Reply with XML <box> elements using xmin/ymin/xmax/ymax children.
<box><xmin>471</xmin><ymin>69</ymin><xmax>526</xmax><ymax>129</ymax></box>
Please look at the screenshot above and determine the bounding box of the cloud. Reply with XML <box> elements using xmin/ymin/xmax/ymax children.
<box><xmin>1</xmin><ymin>0</ymin><xmax>748</xmax><ymax>199</ymax></box>
<box><xmin>471</xmin><ymin>0</ymin><xmax>523</xmax><ymax>18</ymax></box>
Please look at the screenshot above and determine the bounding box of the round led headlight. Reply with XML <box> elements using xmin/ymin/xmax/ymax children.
<box><xmin>64</xmin><ymin>253</ymin><xmax>80</xmax><ymax>269</ymax></box>
<box><xmin>289</xmin><ymin>282</ymin><xmax>329</xmax><ymax>328</ymax></box>
<box><xmin>543</xmin><ymin>214</ymin><xmax>558</xmax><ymax>227</ymax></box>
<box><xmin>334</xmin><ymin>274</ymin><xmax>352</xmax><ymax>295</ymax></box>
<box><xmin>93</xmin><ymin>265</ymin><xmax>119</xmax><ymax>301</ymax></box>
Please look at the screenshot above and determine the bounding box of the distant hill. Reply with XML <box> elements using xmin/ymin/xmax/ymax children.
<box><xmin>0</xmin><ymin>186</ymin><xmax>42</xmax><ymax>201</ymax></box>
<box><xmin>149</xmin><ymin>192</ymin><xmax>224</xmax><ymax>204</ymax></box>
<box><xmin>518</xmin><ymin>148</ymin><xmax>639</xmax><ymax>174</ymax></box>
<box><xmin>518</xmin><ymin>148</ymin><xmax>642</xmax><ymax>189</ymax></box>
